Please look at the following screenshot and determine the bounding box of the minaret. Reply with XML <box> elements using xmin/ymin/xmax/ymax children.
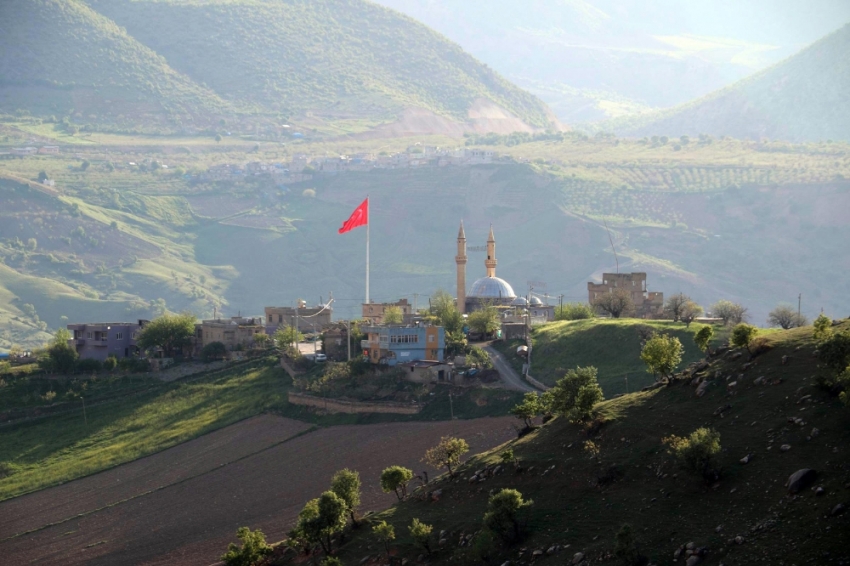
<box><xmin>485</xmin><ymin>224</ymin><xmax>497</xmax><ymax>278</ymax></box>
<box><xmin>456</xmin><ymin>221</ymin><xmax>467</xmax><ymax>314</ymax></box>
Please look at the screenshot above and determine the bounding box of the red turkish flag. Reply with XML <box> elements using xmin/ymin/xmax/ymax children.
<box><xmin>338</xmin><ymin>198</ymin><xmax>368</xmax><ymax>234</ymax></box>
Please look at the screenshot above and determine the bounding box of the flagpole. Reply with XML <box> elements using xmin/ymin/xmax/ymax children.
<box><xmin>366</xmin><ymin>196</ymin><xmax>370</xmax><ymax>305</ymax></box>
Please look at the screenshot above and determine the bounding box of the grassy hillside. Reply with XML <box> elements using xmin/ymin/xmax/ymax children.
<box><xmin>0</xmin><ymin>0</ymin><xmax>555</xmax><ymax>132</ymax></box>
<box><xmin>330</xmin><ymin>321</ymin><xmax>850</xmax><ymax>566</ymax></box>
<box><xmin>493</xmin><ymin>319</ymin><xmax>727</xmax><ymax>394</ymax></box>
<box><xmin>0</xmin><ymin>0</ymin><xmax>240</xmax><ymax>131</ymax></box>
<box><xmin>613</xmin><ymin>24</ymin><xmax>850</xmax><ymax>142</ymax></box>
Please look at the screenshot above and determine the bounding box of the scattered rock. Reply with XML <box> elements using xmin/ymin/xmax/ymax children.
<box><xmin>686</xmin><ymin>556</ymin><xmax>702</xmax><ymax>566</ymax></box>
<box><xmin>500</xmin><ymin>562</ymin><xmax>511</xmax><ymax>566</ymax></box>
<box><xmin>430</xmin><ymin>489</ymin><xmax>443</xmax><ymax>501</ymax></box>
<box><xmin>715</xmin><ymin>525</ymin><xmax>723</xmax><ymax>533</ymax></box>
<box><xmin>815</xmin><ymin>487</ymin><xmax>825</xmax><ymax>496</ymax></box>
<box><xmin>781</xmin><ymin>355</ymin><xmax>789</xmax><ymax>365</ymax></box>
<box><xmin>735</xmin><ymin>536</ymin><xmax>745</xmax><ymax>545</ymax></box>
<box><xmin>713</xmin><ymin>404</ymin><xmax>732</xmax><ymax>416</ymax></box>
<box><xmin>532</xmin><ymin>550</ymin><xmax>544</xmax><ymax>559</ymax></box>
<box><xmin>780</xmin><ymin>444</ymin><xmax>791</xmax><ymax>452</ymax></box>
<box><xmin>730</xmin><ymin>352</ymin><xmax>743</xmax><ymax>360</ymax></box>
<box><xmin>811</xmin><ymin>427</ymin><xmax>820</xmax><ymax>438</ymax></box>
<box><xmin>832</xmin><ymin>503</ymin><xmax>846</xmax><ymax>517</ymax></box>
<box><xmin>797</xmin><ymin>395</ymin><xmax>812</xmax><ymax>404</ymax></box>
<box><xmin>572</xmin><ymin>552</ymin><xmax>585</xmax><ymax>565</ymax></box>
<box><xmin>546</xmin><ymin>546</ymin><xmax>558</xmax><ymax>555</ymax></box>
<box><xmin>786</xmin><ymin>469</ymin><xmax>817</xmax><ymax>494</ymax></box>
<box><xmin>696</xmin><ymin>381</ymin><xmax>710</xmax><ymax>397</ymax></box>
<box><xmin>727</xmin><ymin>381</ymin><xmax>738</xmax><ymax>389</ymax></box>
<box><xmin>753</xmin><ymin>376</ymin><xmax>766</xmax><ymax>385</ymax></box>
<box><xmin>439</xmin><ymin>538</ymin><xmax>447</xmax><ymax>547</ymax></box>
<box><xmin>360</xmin><ymin>556</ymin><xmax>372</xmax><ymax>565</ymax></box>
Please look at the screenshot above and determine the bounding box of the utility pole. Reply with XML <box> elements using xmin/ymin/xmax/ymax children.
<box><xmin>798</xmin><ymin>293</ymin><xmax>802</xmax><ymax>319</ymax></box>
<box><xmin>413</xmin><ymin>293</ymin><xmax>419</xmax><ymax>313</ymax></box>
<box><xmin>346</xmin><ymin>318</ymin><xmax>351</xmax><ymax>362</ymax></box>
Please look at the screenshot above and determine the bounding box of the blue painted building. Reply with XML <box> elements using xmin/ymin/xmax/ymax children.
<box><xmin>362</xmin><ymin>325</ymin><xmax>445</xmax><ymax>366</ymax></box>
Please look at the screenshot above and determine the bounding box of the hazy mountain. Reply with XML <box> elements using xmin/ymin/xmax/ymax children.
<box><xmin>613</xmin><ymin>23</ymin><xmax>850</xmax><ymax>142</ymax></box>
<box><xmin>373</xmin><ymin>0</ymin><xmax>850</xmax><ymax>123</ymax></box>
<box><xmin>0</xmin><ymin>0</ymin><xmax>557</xmax><ymax>133</ymax></box>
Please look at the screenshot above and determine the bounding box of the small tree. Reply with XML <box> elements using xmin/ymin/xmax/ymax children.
<box><xmin>380</xmin><ymin>466</ymin><xmax>414</xmax><ymax>500</ymax></box>
<box><xmin>253</xmin><ymin>333</ymin><xmax>270</xmax><ymax>349</ymax></box>
<box><xmin>730</xmin><ymin>323</ymin><xmax>758</xmax><ymax>355</ymax></box>
<box><xmin>38</xmin><ymin>171</ymin><xmax>48</xmax><ymax>182</ymax></box>
<box><xmin>813</xmin><ymin>313</ymin><xmax>833</xmax><ymax>341</ymax></box>
<box><xmin>663</xmin><ymin>427</ymin><xmax>721</xmax><ymax>482</ymax></box>
<box><xmin>103</xmin><ymin>355</ymin><xmax>118</xmax><ymax>371</ymax></box>
<box><xmin>275</xmin><ymin>325</ymin><xmax>303</xmax><ymax>353</ymax></box>
<box><xmin>331</xmin><ymin>468</ymin><xmax>361</xmax><ymax>526</ymax></box>
<box><xmin>500</xmin><ymin>448</ymin><xmax>518</xmax><ymax>467</ymax></box>
<box><xmin>468</xmin><ymin>305</ymin><xmax>500</xmax><ymax>336</ymax></box>
<box><xmin>555</xmin><ymin>302</ymin><xmax>595</xmax><ymax>321</ymax></box>
<box><xmin>322</xmin><ymin>558</ymin><xmax>342</xmax><ymax>566</ymax></box>
<box><xmin>383</xmin><ymin>305</ymin><xmax>403</xmax><ymax>325</ymax></box>
<box><xmin>432</xmin><ymin>289</ymin><xmax>463</xmax><ymax>336</ymax></box>
<box><xmin>694</xmin><ymin>325</ymin><xmax>714</xmax><ymax>355</ymax></box>
<box><xmin>679</xmin><ymin>301</ymin><xmax>703</xmax><ymax>327</ymax></box>
<box><xmin>215</xmin><ymin>134</ymin><xmax>222</xmax><ymax>142</ymax></box>
<box><xmin>137</xmin><ymin>313</ymin><xmax>196</xmax><ymax>357</ymax></box>
<box><xmin>201</xmin><ymin>341</ymin><xmax>227</xmax><ymax>361</ymax></box>
<box><xmin>372</xmin><ymin>521</ymin><xmax>395</xmax><ymax>556</ymax></box>
<box><xmin>711</xmin><ymin>300</ymin><xmax>748</xmax><ymax>325</ymax></box>
<box><xmin>482</xmin><ymin>488</ymin><xmax>533</xmax><ymax>544</ymax></box>
<box><xmin>640</xmin><ymin>334</ymin><xmax>684</xmax><ymax>381</ymax></box>
<box><xmin>768</xmin><ymin>304</ymin><xmax>807</xmax><ymax>329</ymax></box>
<box><xmin>409</xmin><ymin>518</ymin><xmax>433</xmax><ymax>556</ymax></box>
<box><xmin>80</xmin><ymin>160</ymin><xmax>90</xmax><ymax>171</ymax></box>
<box><xmin>221</xmin><ymin>527</ymin><xmax>272</xmax><ymax>566</ymax></box>
<box><xmin>41</xmin><ymin>328</ymin><xmax>78</xmax><ymax>374</ymax></box>
<box><xmin>663</xmin><ymin>293</ymin><xmax>690</xmax><ymax>322</ymax></box>
<box><xmin>509</xmin><ymin>392</ymin><xmax>541</xmax><ymax>428</ymax></box>
<box><xmin>296</xmin><ymin>492</ymin><xmax>347</xmax><ymax>555</ymax></box>
<box><xmin>549</xmin><ymin>366</ymin><xmax>603</xmax><ymax>422</ymax></box>
<box><xmin>423</xmin><ymin>436</ymin><xmax>469</xmax><ymax>477</ymax></box>
<box><xmin>818</xmin><ymin>330</ymin><xmax>850</xmax><ymax>373</ymax></box>
<box><xmin>592</xmin><ymin>289</ymin><xmax>634</xmax><ymax>318</ymax></box>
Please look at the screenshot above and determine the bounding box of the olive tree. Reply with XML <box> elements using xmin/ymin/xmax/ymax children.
<box><xmin>137</xmin><ymin>312</ymin><xmax>196</xmax><ymax>357</ymax></box>
<box><xmin>409</xmin><ymin>518</ymin><xmax>434</xmax><ymax>556</ymax></box>
<box><xmin>295</xmin><ymin>491</ymin><xmax>347</xmax><ymax>555</ymax></box>
<box><xmin>380</xmin><ymin>466</ymin><xmax>414</xmax><ymax>500</ymax></box>
<box><xmin>663</xmin><ymin>293</ymin><xmax>690</xmax><ymax>322</ymax></box>
<box><xmin>679</xmin><ymin>301</ymin><xmax>703</xmax><ymax>327</ymax></box>
<box><xmin>372</xmin><ymin>521</ymin><xmax>395</xmax><ymax>557</ymax></box>
<box><xmin>640</xmin><ymin>334</ymin><xmax>684</xmax><ymax>380</ymax></box>
<box><xmin>730</xmin><ymin>323</ymin><xmax>758</xmax><ymax>355</ymax></box>
<box><xmin>549</xmin><ymin>366</ymin><xmax>603</xmax><ymax>422</ymax></box>
<box><xmin>694</xmin><ymin>325</ymin><xmax>714</xmax><ymax>355</ymax></box>
<box><xmin>221</xmin><ymin>527</ymin><xmax>272</xmax><ymax>566</ymax></box>
<box><xmin>711</xmin><ymin>300</ymin><xmax>748</xmax><ymax>325</ymax></box>
<box><xmin>509</xmin><ymin>392</ymin><xmax>542</xmax><ymax>428</ymax></box>
<box><xmin>468</xmin><ymin>304</ymin><xmax>500</xmax><ymax>336</ymax></box>
<box><xmin>482</xmin><ymin>488</ymin><xmax>533</xmax><ymax>544</ymax></box>
<box><xmin>330</xmin><ymin>468</ymin><xmax>361</xmax><ymax>526</ymax></box>
<box><xmin>423</xmin><ymin>436</ymin><xmax>469</xmax><ymax>477</ymax></box>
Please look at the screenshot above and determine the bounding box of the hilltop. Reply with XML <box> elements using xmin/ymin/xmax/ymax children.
<box><xmin>493</xmin><ymin>319</ymin><xmax>727</xmax><ymax>395</ymax></box>
<box><xmin>331</xmin><ymin>321</ymin><xmax>850</xmax><ymax>566</ymax></box>
<box><xmin>613</xmin><ymin>24</ymin><xmax>850</xmax><ymax>142</ymax></box>
<box><xmin>0</xmin><ymin>0</ymin><xmax>556</xmax><ymax>134</ymax></box>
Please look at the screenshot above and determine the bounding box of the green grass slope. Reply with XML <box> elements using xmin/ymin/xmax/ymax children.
<box><xmin>333</xmin><ymin>322</ymin><xmax>850</xmax><ymax>566</ymax></box>
<box><xmin>494</xmin><ymin>319</ymin><xmax>725</xmax><ymax>395</ymax></box>
<box><xmin>614</xmin><ymin>24</ymin><xmax>850</xmax><ymax>142</ymax></box>
<box><xmin>0</xmin><ymin>0</ymin><xmax>239</xmax><ymax>130</ymax></box>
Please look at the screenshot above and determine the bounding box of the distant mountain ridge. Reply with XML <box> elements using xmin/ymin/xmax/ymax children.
<box><xmin>612</xmin><ymin>24</ymin><xmax>850</xmax><ymax>142</ymax></box>
<box><xmin>0</xmin><ymin>0</ymin><xmax>557</xmax><ymax>134</ymax></box>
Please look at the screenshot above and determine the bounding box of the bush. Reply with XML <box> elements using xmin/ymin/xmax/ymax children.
<box><xmin>77</xmin><ymin>358</ymin><xmax>102</xmax><ymax>373</ymax></box>
<box><xmin>813</xmin><ymin>313</ymin><xmax>833</xmax><ymax>341</ymax></box>
<box><xmin>409</xmin><ymin>518</ymin><xmax>433</xmax><ymax>556</ymax></box>
<box><xmin>482</xmin><ymin>488</ymin><xmax>533</xmax><ymax>544</ymax></box>
<box><xmin>615</xmin><ymin>524</ymin><xmax>640</xmax><ymax>565</ymax></box>
<box><xmin>549</xmin><ymin>366</ymin><xmax>603</xmax><ymax>422</ymax></box>
<box><xmin>555</xmin><ymin>302</ymin><xmax>595</xmax><ymax>321</ymax></box>
<box><xmin>380</xmin><ymin>465</ymin><xmax>413</xmax><ymax>500</ymax></box>
<box><xmin>201</xmin><ymin>341</ymin><xmax>227</xmax><ymax>361</ymax></box>
<box><xmin>694</xmin><ymin>325</ymin><xmax>714</xmax><ymax>354</ymax></box>
<box><xmin>103</xmin><ymin>356</ymin><xmax>118</xmax><ymax>371</ymax></box>
<box><xmin>730</xmin><ymin>323</ymin><xmax>758</xmax><ymax>354</ymax></box>
<box><xmin>423</xmin><ymin>436</ymin><xmax>469</xmax><ymax>477</ymax></box>
<box><xmin>221</xmin><ymin>527</ymin><xmax>272</xmax><ymax>566</ymax></box>
<box><xmin>818</xmin><ymin>330</ymin><xmax>850</xmax><ymax>373</ymax></box>
<box><xmin>664</xmin><ymin>427</ymin><xmax>721</xmax><ymax>482</ymax></box>
<box><xmin>372</xmin><ymin>520</ymin><xmax>395</xmax><ymax>556</ymax></box>
<box><xmin>465</xmin><ymin>346</ymin><xmax>492</xmax><ymax>369</ymax></box>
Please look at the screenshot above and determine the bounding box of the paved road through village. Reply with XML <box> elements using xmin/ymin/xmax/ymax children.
<box><xmin>483</xmin><ymin>345</ymin><xmax>537</xmax><ymax>393</ymax></box>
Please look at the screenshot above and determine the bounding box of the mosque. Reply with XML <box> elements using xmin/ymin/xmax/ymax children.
<box><xmin>455</xmin><ymin>221</ymin><xmax>545</xmax><ymax>314</ymax></box>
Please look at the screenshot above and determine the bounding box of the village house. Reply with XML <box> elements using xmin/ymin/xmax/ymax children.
<box><xmin>362</xmin><ymin>324</ymin><xmax>445</xmax><ymax>366</ymax></box>
<box><xmin>587</xmin><ymin>272</ymin><xmax>664</xmax><ymax>318</ymax></box>
<box><xmin>38</xmin><ymin>146</ymin><xmax>60</xmax><ymax>154</ymax></box>
<box><xmin>361</xmin><ymin>299</ymin><xmax>414</xmax><ymax>325</ymax></box>
<box><xmin>265</xmin><ymin>301</ymin><xmax>333</xmax><ymax>334</ymax></box>
<box><xmin>195</xmin><ymin>316</ymin><xmax>265</xmax><ymax>355</ymax></box>
<box><xmin>398</xmin><ymin>360</ymin><xmax>454</xmax><ymax>384</ymax></box>
<box><xmin>67</xmin><ymin>320</ymin><xmax>148</xmax><ymax>361</ymax></box>
<box><xmin>11</xmin><ymin>147</ymin><xmax>37</xmax><ymax>157</ymax></box>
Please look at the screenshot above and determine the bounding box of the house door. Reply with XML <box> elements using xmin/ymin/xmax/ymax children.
<box><xmin>438</xmin><ymin>370</ymin><xmax>445</xmax><ymax>381</ymax></box>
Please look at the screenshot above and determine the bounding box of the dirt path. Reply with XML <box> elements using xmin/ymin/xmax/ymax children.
<box><xmin>0</xmin><ymin>415</ymin><xmax>516</xmax><ymax>566</ymax></box>
<box><xmin>482</xmin><ymin>345</ymin><xmax>536</xmax><ymax>393</ymax></box>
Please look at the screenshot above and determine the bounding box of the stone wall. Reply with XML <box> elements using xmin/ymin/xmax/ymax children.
<box><xmin>288</xmin><ymin>391</ymin><xmax>421</xmax><ymax>415</ymax></box>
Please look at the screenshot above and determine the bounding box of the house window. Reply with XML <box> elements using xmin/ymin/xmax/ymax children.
<box><xmin>116</xmin><ymin>332</ymin><xmax>123</xmax><ymax>340</ymax></box>
<box><xmin>268</xmin><ymin>315</ymin><xmax>272</xmax><ymax>323</ymax></box>
<box><xmin>428</xmin><ymin>335</ymin><xmax>435</xmax><ymax>343</ymax></box>
<box><xmin>87</xmin><ymin>332</ymin><xmax>92</xmax><ymax>339</ymax></box>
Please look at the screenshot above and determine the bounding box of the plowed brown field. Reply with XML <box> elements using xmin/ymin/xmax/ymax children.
<box><xmin>0</xmin><ymin>415</ymin><xmax>515</xmax><ymax>565</ymax></box>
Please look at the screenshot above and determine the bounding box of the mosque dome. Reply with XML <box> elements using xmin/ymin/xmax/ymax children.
<box><xmin>511</xmin><ymin>296</ymin><xmax>528</xmax><ymax>306</ymax></box>
<box><xmin>529</xmin><ymin>296</ymin><xmax>543</xmax><ymax>306</ymax></box>
<box><xmin>469</xmin><ymin>276</ymin><xmax>517</xmax><ymax>300</ymax></box>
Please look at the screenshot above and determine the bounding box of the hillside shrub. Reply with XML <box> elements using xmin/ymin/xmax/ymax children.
<box><xmin>555</xmin><ymin>302</ymin><xmax>595</xmax><ymax>321</ymax></box>
<box><xmin>813</xmin><ymin>313</ymin><xmax>833</xmax><ymax>341</ymax></box>
<box><xmin>768</xmin><ymin>304</ymin><xmax>807</xmax><ymax>329</ymax></box>
<box><xmin>730</xmin><ymin>323</ymin><xmax>759</xmax><ymax>355</ymax></box>
<box><xmin>818</xmin><ymin>330</ymin><xmax>850</xmax><ymax>373</ymax></box>
<box><xmin>409</xmin><ymin>518</ymin><xmax>433</xmax><ymax>556</ymax></box>
<box><xmin>694</xmin><ymin>325</ymin><xmax>714</xmax><ymax>354</ymax></box>
<box><xmin>549</xmin><ymin>366</ymin><xmax>603</xmax><ymax>422</ymax></box>
<box><xmin>465</xmin><ymin>346</ymin><xmax>493</xmax><ymax>369</ymax></box>
<box><xmin>640</xmin><ymin>334</ymin><xmax>683</xmax><ymax>380</ymax></box>
<box><xmin>102</xmin><ymin>356</ymin><xmax>118</xmax><ymax>371</ymax></box>
<box><xmin>509</xmin><ymin>392</ymin><xmax>542</xmax><ymax>429</ymax></box>
<box><xmin>471</xmin><ymin>529</ymin><xmax>497</xmax><ymax>562</ymax></box>
<box><xmin>664</xmin><ymin>427</ymin><xmax>721</xmax><ymax>482</ymax></box>
<box><xmin>614</xmin><ymin>524</ymin><xmax>642</xmax><ymax>565</ymax></box>
<box><xmin>380</xmin><ymin>465</ymin><xmax>413</xmax><ymax>500</ymax></box>
<box><xmin>221</xmin><ymin>527</ymin><xmax>272</xmax><ymax>566</ymax></box>
<box><xmin>482</xmin><ymin>488</ymin><xmax>533</xmax><ymax>544</ymax></box>
<box><xmin>372</xmin><ymin>521</ymin><xmax>395</xmax><ymax>556</ymax></box>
